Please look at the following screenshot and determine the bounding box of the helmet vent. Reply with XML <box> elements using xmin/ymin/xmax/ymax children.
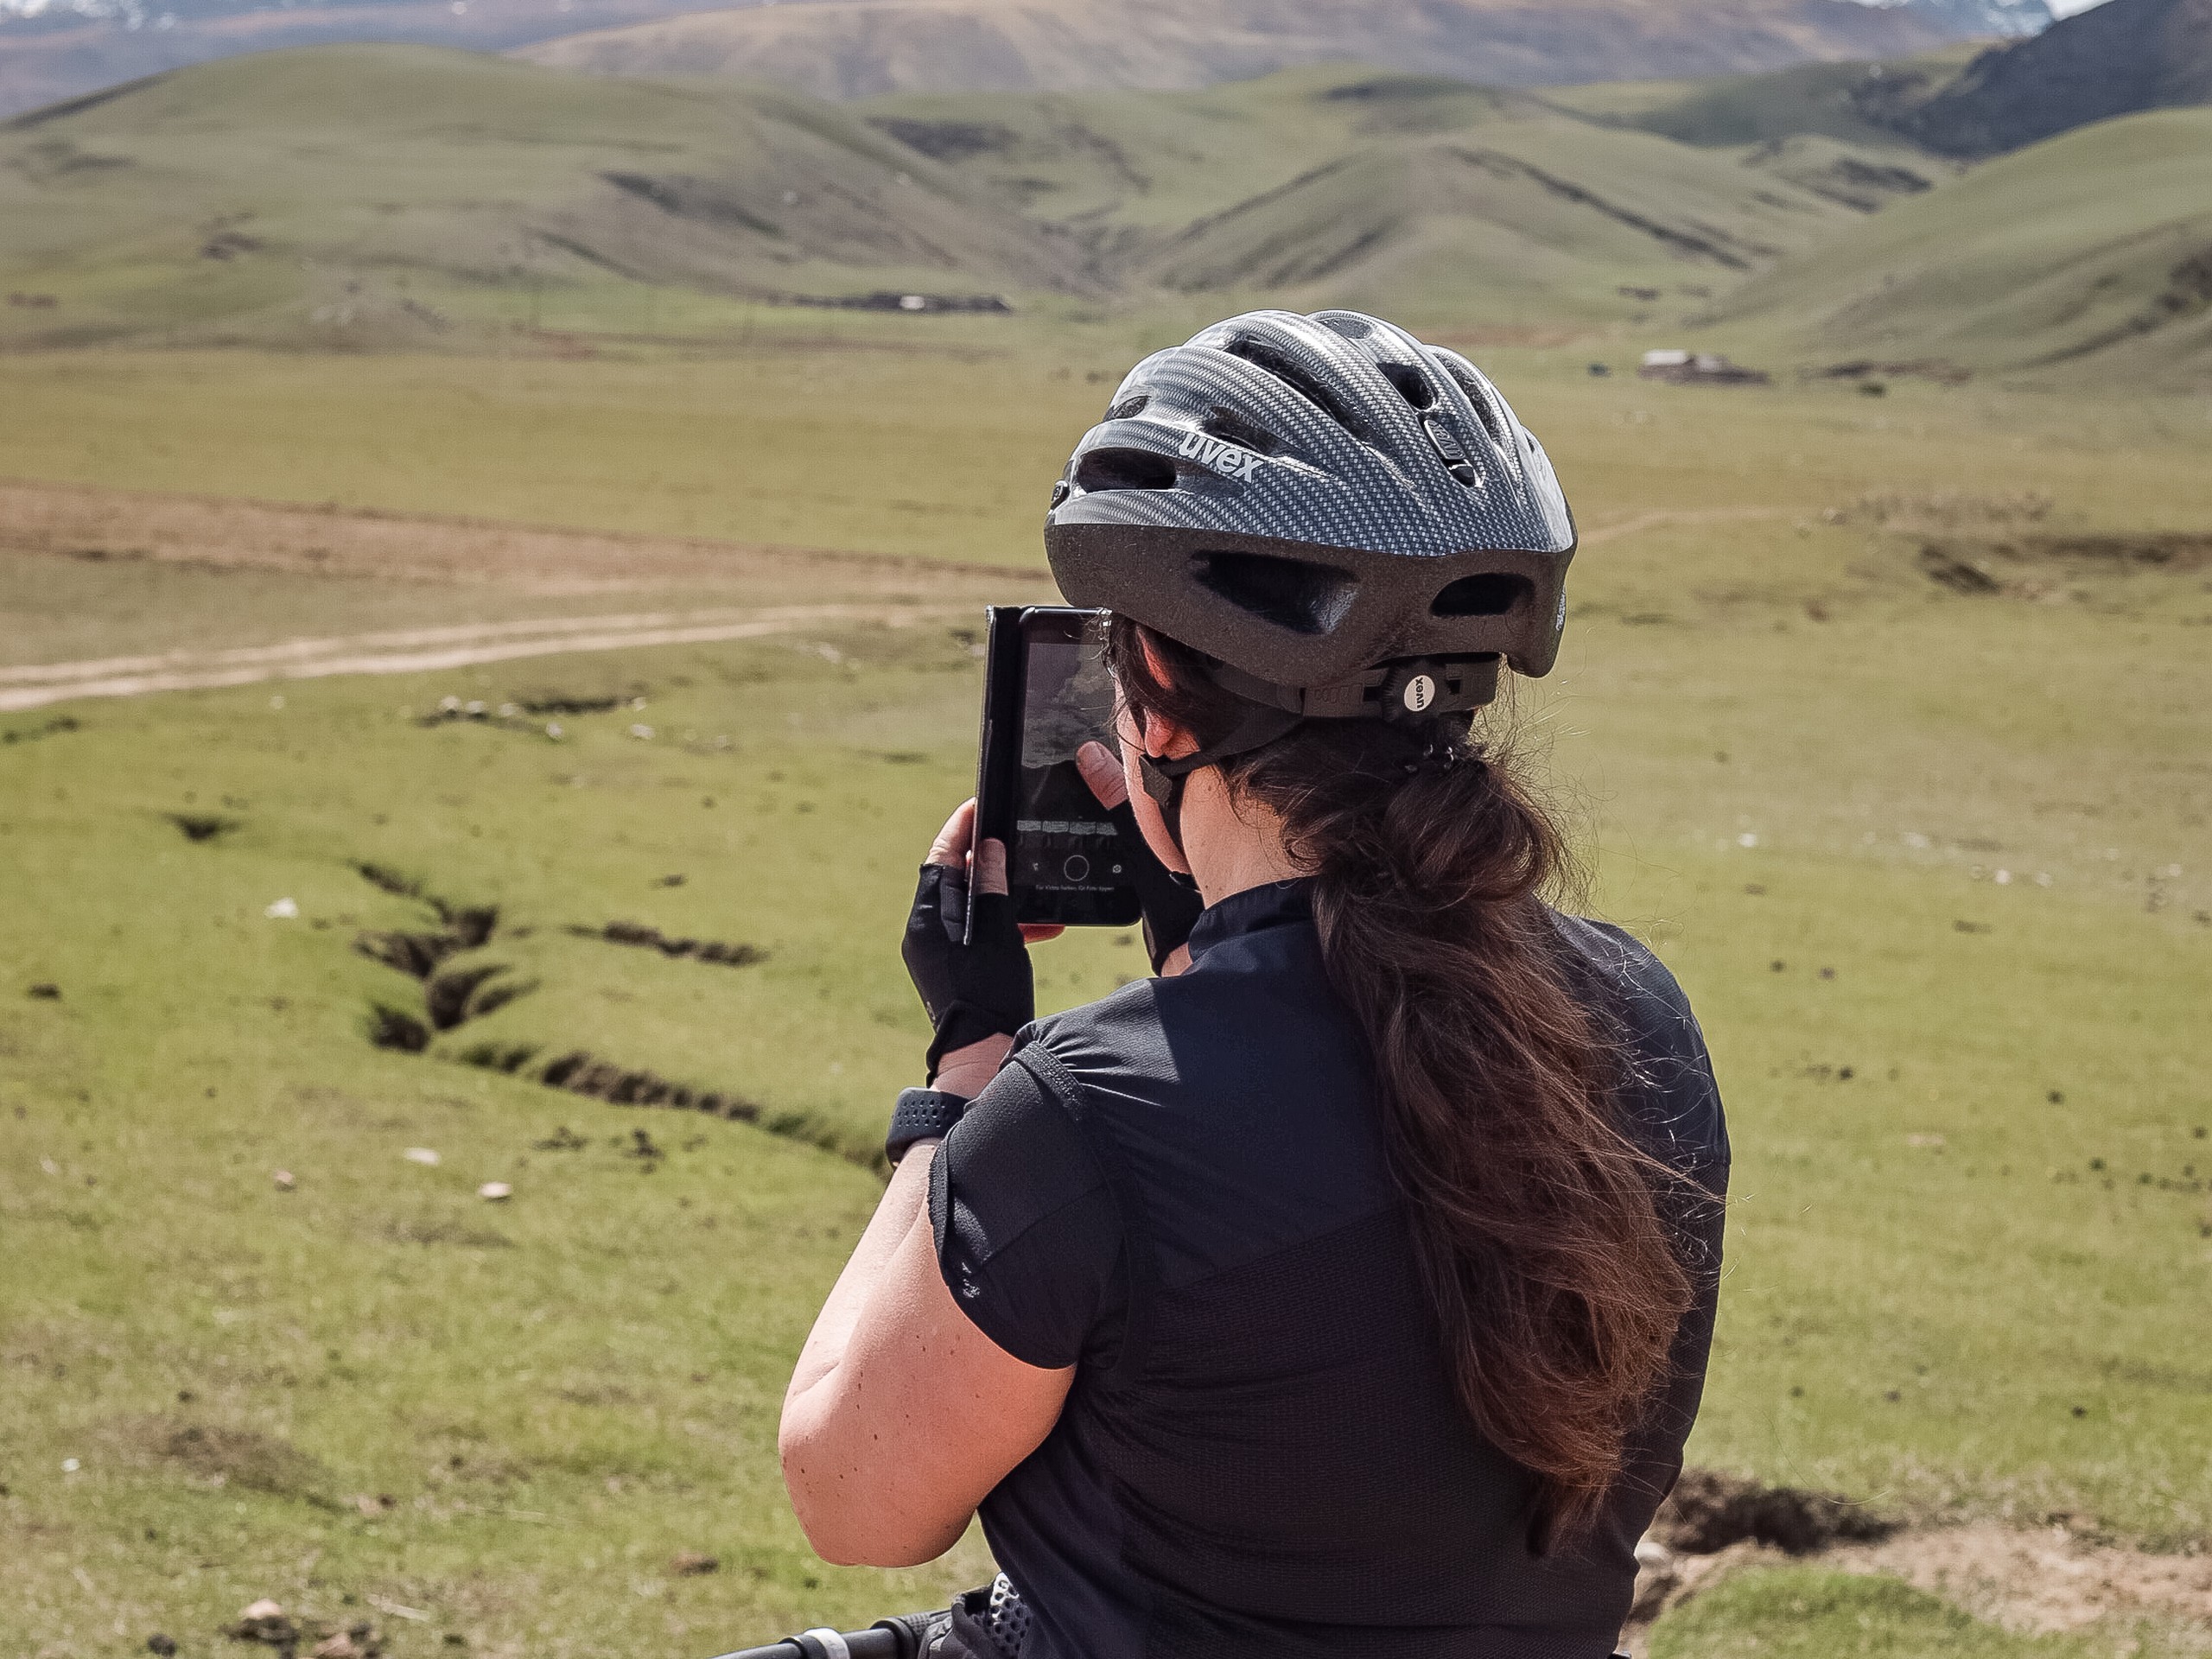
<box><xmin>1192</xmin><ymin>551</ymin><xmax>1358</xmax><ymax>636</ymax></box>
<box><xmin>1203</xmin><ymin>406</ymin><xmax>1281</xmax><ymax>455</ymax></box>
<box><xmin>1219</xmin><ymin>337</ymin><xmax>1370</xmax><ymax>442</ymax></box>
<box><xmin>1074</xmin><ymin>447</ymin><xmax>1178</xmax><ymax>493</ymax></box>
<box><xmin>1433</xmin><ymin>353</ymin><xmax>1510</xmax><ymax>448</ymax></box>
<box><xmin>1378</xmin><ymin>362</ymin><xmax>1437</xmax><ymax>411</ymax></box>
<box><xmin>1318</xmin><ymin>314</ymin><xmax>1374</xmax><ymax>340</ymax></box>
<box><xmin>1105</xmin><ymin>394</ymin><xmax>1150</xmax><ymax>422</ymax></box>
<box><xmin>1432</xmin><ymin>574</ymin><xmax>1531</xmax><ymax>618</ymax></box>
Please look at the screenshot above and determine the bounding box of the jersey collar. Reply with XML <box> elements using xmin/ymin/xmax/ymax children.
<box><xmin>1185</xmin><ymin>878</ymin><xmax>1315</xmax><ymax>965</ymax></box>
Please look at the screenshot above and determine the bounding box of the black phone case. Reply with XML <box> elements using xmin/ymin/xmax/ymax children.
<box><xmin>968</xmin><ymin>607</ymin><xmax>1142</xmax><ymax>942</ymax></box>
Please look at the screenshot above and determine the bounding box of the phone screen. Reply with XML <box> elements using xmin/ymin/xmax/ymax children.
<box><xmin>973</xmin><ymin>607</ymin><xmax>1142</xmax><ymax>931</ymax></box>
<box><xmin>1014</xmin><ymin>620</ymin><xmax>1127</xmax><ymax>904</ymax></box>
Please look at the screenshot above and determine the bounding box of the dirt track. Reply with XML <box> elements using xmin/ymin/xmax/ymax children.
<box><xmin>0</xmin><ymin>476</ymin><xmax>1025</xmax><ymax>593</ymax></box>
<box><xmin>2</xmin><ymin>478</ymin><xmax>1044</xmax><ymax>709</ymax></box>
<box><xmin>0</xmin><ymin>603</ymin><xmax>963</xmax><ymax>712</ymax></box>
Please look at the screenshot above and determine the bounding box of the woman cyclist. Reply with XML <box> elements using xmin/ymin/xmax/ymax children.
<box><xmin>779</xmin><ymin>309</ymin><xmax>1729</xmax><ymax>1659</ymax></box>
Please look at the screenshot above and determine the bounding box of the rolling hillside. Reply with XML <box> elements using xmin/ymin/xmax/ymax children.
<box><xmin>1716</xmin><ymin>103</ymin><xmax>2212</xmax><ymax>382</ymax></box>
<box><xmin>0</xmin><ymin>52</ymin><xmax>1942</xmax><ymax>346</ymax></box>
<box><xmin>0</xmin><ymin>46</ymin><xmax>1090</xmax><ymax>347</ymax></box>
<box><xmin>855</xmin><ymin>69</ymin><xmax>1923</xmax><ymax>322</ymax></box>
<box><xmin>10</xmin><ymin>39</ymin><xmax>2202</xmax><ymax>382</ymax></box>
<box><xmin>513</xmin><ymin>0</ymin><xmax>1977</xmax><ymax>97</ymax></box>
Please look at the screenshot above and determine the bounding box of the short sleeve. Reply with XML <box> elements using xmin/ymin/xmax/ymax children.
<box><xmin>928</xmin><ymin>1049</ymin><xmax>1125</xmax><ymax>1371</ymax></box>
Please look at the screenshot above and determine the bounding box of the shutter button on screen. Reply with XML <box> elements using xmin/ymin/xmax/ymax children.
<box><xmin>1063</xmin><ymin>854</ymin><xmax>1091</xmax><ymax>882</ymax></box>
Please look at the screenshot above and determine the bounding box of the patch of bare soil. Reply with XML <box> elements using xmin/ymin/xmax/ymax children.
<box><xmin>1833</xmin><ymin>1524</ymin><xmax>2212</xmax><ymax>1637</ymax></box>
<box><xmin>0</xmin><ymin>477</ymin><xmax>1018</xmax><ymax>593</ymax></box>
<box><xmin>108</xmin><ymin>1414</ymin><xmax>332</xmax><ymax>1503</ymax></box>
<box><xmin>1624</xmin><ymin>1470</ymin><xmax>2212</xmax><ymax>1652</ymax></box>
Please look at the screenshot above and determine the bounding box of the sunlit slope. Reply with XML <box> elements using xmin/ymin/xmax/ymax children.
<box><xmin>856</xmin><ymin>68</ymin><xmax>1555</xmax><ymax>235</ymax></box>
<box><xmin>1717</xmin><ymin>106</ymin><xmax>2212</xmax><ymax>383</ymax></box>
<box><xmin>1540</xmin><ymin>48</ymin><xmax>1982</xmax><ymax>148</ymax></box>
<box><xmin>1141</xmin><ymin>118</ymin><xmax>1894</xmax><ymax>321</ymax></box>
<box><xmin>0</xmin><ymin>52</ymin><xmax>1942</xmax><ymax>346</ymax></box>
<box><xmin>862</xmin><ymin>69</ymin><xmax>1905</xmax><ymax>324</ymax></box>
<box><xmin>0</xmin><ymin>45</ymin><xmax>1090</xmax><ymax>347</ymax></box>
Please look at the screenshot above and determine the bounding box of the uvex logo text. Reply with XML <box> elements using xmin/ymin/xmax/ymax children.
<box><xmin>1178</xmin><ymin>431</ymin><xmax>1264</xmax><ymax>482</ymax></box>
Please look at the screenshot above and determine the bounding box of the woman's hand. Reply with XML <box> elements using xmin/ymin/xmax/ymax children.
<box><xmin>1078</xmin><ymin>741</ymin><xmax>1203</xmax><ymax>976</ymax></box>
<box><xmin>902</xmin><ymin>800</ymin><xmax>1034</xmax><ymax>1089</ymax></box>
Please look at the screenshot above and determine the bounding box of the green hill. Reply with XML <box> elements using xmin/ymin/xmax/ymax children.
<box><xmin>0</xmin><ymin>51</ymin><xmax>1940</xmax><ymax>346</ymax></box>
<box><xmin>857</xmin><ymin>68</ymin><xmax>1914</xmax><ymax>325</ymax></box>
<box><xmin>1715</xmin><ymin>105</ymin><xmax>2212</xmax><ymax>385</ymax></box>
<box><xmin>0</xmin><ymin>45</ymin><xmax>1090</xmax><ymax>349</ymax></box>
<box><xmin>1539</xmin><ymin>46</ymin><xmax>1984</xmax><ymax>149</ymax></box>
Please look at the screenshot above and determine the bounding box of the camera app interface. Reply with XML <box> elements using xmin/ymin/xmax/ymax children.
<box><xmin>1016</xmin><ymin>626</ymin><xmax>1128</xmax><ymax>899</ymax></box>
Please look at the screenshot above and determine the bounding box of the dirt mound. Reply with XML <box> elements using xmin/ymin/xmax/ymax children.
<box><xmin>112</xmin><ymin>1415</ymin><xmax>332</xmax><ymax>1501</ymax></box>
<box><xmin>1654</xmin><ymin>1467</ymin><xmax>1897</xmax><ymax>1555</ymax></box>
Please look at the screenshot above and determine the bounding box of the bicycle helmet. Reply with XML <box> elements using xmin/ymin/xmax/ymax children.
<box><xmin>1046</xmin><ymin>308</ymin><xmax>1576</xmax><ymax>736</ymax></box>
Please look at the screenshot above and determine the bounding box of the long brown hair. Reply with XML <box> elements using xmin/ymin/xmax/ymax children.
<box><xmin>1109</xmin><ymin>617</ymin><xmax>1693</xmax><ymax>1548</ymax></box>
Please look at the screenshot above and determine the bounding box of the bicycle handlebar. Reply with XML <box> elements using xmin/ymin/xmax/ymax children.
<box><xmin>709</xmin><ymin>1615</ymin><xmax>928</xmax><ymax>1659</ymax></box>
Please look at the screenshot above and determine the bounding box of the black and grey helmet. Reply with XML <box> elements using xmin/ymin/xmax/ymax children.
<box><xmin>1046</xmin><ymin>308</ymin><xmax>1576</xmax><ymax>725</ymax></box>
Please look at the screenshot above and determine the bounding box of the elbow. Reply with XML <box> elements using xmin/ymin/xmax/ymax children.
<box><xmin>779</xmin><ymin>1415</ymin><xmax>963</xmax><ymax>1569</ymax></box>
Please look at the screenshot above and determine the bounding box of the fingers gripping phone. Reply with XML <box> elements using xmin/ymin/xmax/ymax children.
<box><xmin>970</xmin><ymin>607</ymin><xmax>1144</xmax><ymax>938</ymax></box>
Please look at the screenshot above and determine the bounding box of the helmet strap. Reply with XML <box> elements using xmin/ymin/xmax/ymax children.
<box><xmin>1135</xmin><ymin>703</ymin><xmax>1304</xmax><ymax>855</ymax></box>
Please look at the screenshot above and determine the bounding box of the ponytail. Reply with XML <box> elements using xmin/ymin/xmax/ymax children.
<box><xmin>1109</xmin><ymin>618</ymin><xmax>1693</xmax><ymax>1547</ymax></box>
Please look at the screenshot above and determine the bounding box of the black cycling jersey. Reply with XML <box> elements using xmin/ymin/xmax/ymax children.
<box><xmin>929</xmin><ymin>879</ymin><xmax>1728</xmax><ymax>1659</ymax></box>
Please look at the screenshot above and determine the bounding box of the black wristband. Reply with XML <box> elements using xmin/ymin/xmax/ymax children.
<box><xmin>887</xmin><ymin>1088</ymin><xmax>969</xmax><ymax>1166</ymax></box>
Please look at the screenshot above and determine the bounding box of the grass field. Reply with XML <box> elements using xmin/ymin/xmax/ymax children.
<box><xmin>3</xmin><ymin>330</ymin><xmax>2209</xmax><ymax>1657</ymax></box>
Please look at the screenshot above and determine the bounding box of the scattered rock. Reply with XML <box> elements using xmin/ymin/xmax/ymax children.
<box><xmin>1653</xmin><ymin>1466</ymin><xmax>1896</xmax><ymax>1556</ymax></box>
<box><xmin>671</xmin><ymin>1550</ymin><xmax>720</xmax><ymax>1576</ymax></box>
<box><xmin>1629</xmin><ymin>1536</ymin><xmax>1681</xmax><ymax>1622</ymax></box>
<box><xmin>265</xmin><ymin>898</ymin><xmax>300</xmax><ymax>920</ymax></box>
<box><xmin>404</xmin><ymin>1147</ymin><xmax>441</xmax><ymax>1166</ymax></box>
<box><xmin>309</xmin><ymin>1623</ymin><xmax>384</xmax><ymax>1659</ymax></box>
<box><xmin>273</xmin><ymin>1169</ymin><xmax>296</xmax><ymax>1191</ymax></box>
<box><xmin>227</xmin><ymin>1598</ymin><xmax>299</xmax><ymax>1646</ymax></box>
<box><xmin>477</xmin><ymin>1181</ymin><xmax>512</xmax><ymax>1202</ymax></box>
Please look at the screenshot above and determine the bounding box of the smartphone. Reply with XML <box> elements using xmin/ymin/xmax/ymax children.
<box><xmin>971</xmin><ymin>606</ymin><xmax>1144</xmax><ymax>936</ymax></box>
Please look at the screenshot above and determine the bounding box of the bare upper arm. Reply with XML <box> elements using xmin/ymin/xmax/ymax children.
<box><xmin>779</xmin><ymin>1153</ymin><xmax>1075</xmax><ymax>1567</ymax></box>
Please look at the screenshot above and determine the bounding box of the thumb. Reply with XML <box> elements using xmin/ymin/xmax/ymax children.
<box><xmin>975</xmin><ymin>837</ymin><xmax>1011</xmax><ymax>897</ymax></box>
<box><xmin>1077</xmin><ymin>741</ymin><xmax>1130</xmax><ymax>810</ymax></box>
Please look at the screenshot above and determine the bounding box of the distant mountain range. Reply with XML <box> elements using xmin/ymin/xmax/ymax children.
<box><xmin>1891</xmin><ymin>0</ymin><xmax>2212</xmax><ymax>153</ymax></box>
<box><xmin>512</xmin><ymin>0</ymin><xmax>2025</xmax><ymax>98</ymax></box>
<box><xmin>0</xmin><ymin>0</ymin><xmax>2049</xmax><ymax>118</ymax></box>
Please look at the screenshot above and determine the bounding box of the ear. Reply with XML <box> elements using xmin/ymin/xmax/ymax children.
<box><xmin>1131</xmin><ymin>633</ymin><xmax>1199</xmax><ymax>762</ymax></box>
